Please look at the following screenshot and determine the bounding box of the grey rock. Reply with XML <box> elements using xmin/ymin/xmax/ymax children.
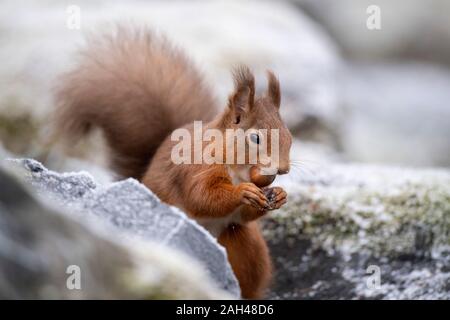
<box><xmin>5</xmin><ymin>159</ymin><xmax>240</xmax><ymax>298</ymax></box>
<box><xmin>296</xmin><ymin>0</ymin><xmax>450</xmax><ymax>66</ymax></box>
<box><xmin>0</xmin><ymin>167</ymin><xmax>130</xmax><ymax>299</ymax></box>
<box><xmin>0</xmin><ymin>163</ymin><xmax>234</xmax><ymax>299</ymax></box>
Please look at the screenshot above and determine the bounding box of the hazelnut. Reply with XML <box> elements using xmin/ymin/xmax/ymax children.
<box><xmin>250</xmin><ymin>165</ymin><xmax>275</xmax><ymax>188</ymax></box>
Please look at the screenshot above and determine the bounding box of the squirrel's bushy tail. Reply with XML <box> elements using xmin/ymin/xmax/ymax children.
<box><xmin>55</xmin><ymin>27</ymin><xmax>217</xmax><ymax>179</ymax></box>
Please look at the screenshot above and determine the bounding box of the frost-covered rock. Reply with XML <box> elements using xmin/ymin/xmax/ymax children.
<box><xmin>1</xmin><ymin>159</ymin><xmax>239</xmax><ymax>299</ymax></box>
<box><xmin>272</xmin><ymin>164</ymin><xmax>450</xmax><ymax>256</ymax></box>
<box><xmin>266</xmin><ymin>163</ymin><xmax>450</xmax><ymax>299</ymax></box>
<box><xmin>3</xmin><ymin>156</ymin><xmax>449</xmax><ymax>299</ymax></box>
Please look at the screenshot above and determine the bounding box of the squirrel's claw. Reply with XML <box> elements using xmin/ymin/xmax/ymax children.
<box><xmin>264</xmin><ymin>186</ymin><xmax>287</xmax><ymax>210</ymax></box>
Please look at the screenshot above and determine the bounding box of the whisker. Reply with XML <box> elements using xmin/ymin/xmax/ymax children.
<box><xmin>297</xmin><ymin>166</ymin><xmax>315</xmax><ymax>177</ymax></box>
<box><xmin>290</xmin><ymin>158</ymin><xmax>321</xmax><ymax>166</ymax></box>
<box><xmin>289</xmin><ymin>161</ymin><xmax>318</xmax><ymax>177</ymax></box>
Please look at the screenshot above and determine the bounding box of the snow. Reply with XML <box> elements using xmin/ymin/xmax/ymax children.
<box><xmin>11</xmin><ymin>158</ymin><xmax>240</xmax><ymax>298</ymax></box>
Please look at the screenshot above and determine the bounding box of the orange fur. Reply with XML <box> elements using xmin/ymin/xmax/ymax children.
<box><xmin>218</xmin><ymin>222</ymin><xmax>272</xmax><ymax>299</ymax></box>
<box><xmin>55</xmin><ymin>26</ymin><xmax>217</xmax><ymax>179</ymax></box>
<box><xmin>55</xmin><ymin>27</ymin><xmax>292</xmax><ymax>299</ymax></box>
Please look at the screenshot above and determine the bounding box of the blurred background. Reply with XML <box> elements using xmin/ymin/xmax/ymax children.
<box><xmin>1</xmin><ymin>0</ymin><xmax>449</xmax><ymax>174</ymax></box>
<box><xmin>1</xmin><ymin>0</ymin><xmax>450</xmax><ymax>300</ymax></box>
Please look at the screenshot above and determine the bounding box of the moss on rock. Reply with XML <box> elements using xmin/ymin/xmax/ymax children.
<box><xmin>264</xmin><ymin>164</ymin><xmax>450</xmax><ymax>258</ymax></box>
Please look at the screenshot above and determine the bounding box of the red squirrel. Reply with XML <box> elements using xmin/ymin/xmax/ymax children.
<box><xmin>55</xmin><ymin>27</ymin><xmax>292</xmax><ymax>299</ymax></box>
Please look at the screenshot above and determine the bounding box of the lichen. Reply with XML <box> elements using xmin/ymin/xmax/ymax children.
<box><xmin>264</xmin><ymin>164</ymin><xmax>450</xmax><ymax>258</ymax></box>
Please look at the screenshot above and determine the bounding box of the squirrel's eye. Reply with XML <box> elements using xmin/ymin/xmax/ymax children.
<box><xmin>250</xmin><ymin>133</ymin><xmax>260</xmax><ymax>144</ymax></box>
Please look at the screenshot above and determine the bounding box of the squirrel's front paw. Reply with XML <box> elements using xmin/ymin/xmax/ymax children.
<box><xmin>263</xmin><ymin>186</ymin><xmax>287</xmax><ymax>210</ymax></box>
<box><xmin>236</xmin><ymin>182</ymin><xmax>269</xmax><ymax>210</ymax></box>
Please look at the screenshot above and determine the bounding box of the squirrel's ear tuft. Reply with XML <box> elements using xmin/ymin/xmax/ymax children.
<box><xmin>266</xmin><ymin>70</ymin><xmax>281</xmax><ymax>109</ymax></box>
<box><xmin>228</xmin><ymin>65</ymin><xmax>255</xmax><ymax>123</ymax></box>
